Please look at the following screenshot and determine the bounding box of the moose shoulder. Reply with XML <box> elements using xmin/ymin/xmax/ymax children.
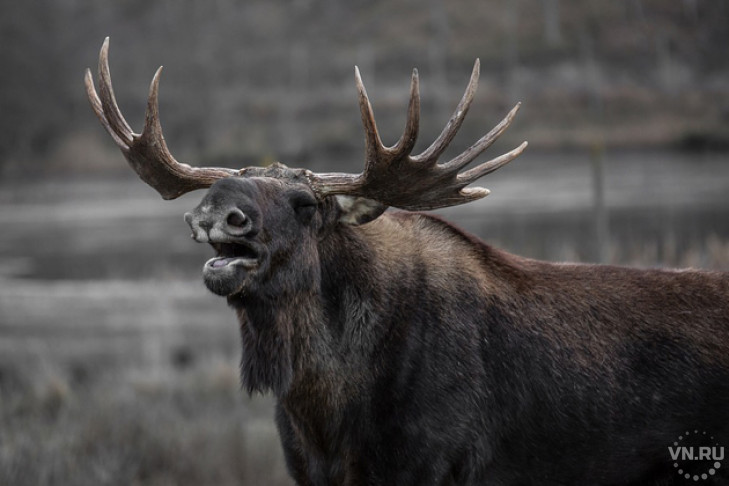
<box><xmin>86</xmin><ymin>39</ymin><xmax>729</xmax><ymax>485</ymax></box>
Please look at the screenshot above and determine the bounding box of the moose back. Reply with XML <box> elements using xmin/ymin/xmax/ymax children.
<box><xmin>86</xmin><ymin>39</ymin><xmax>729</xmax><ymax>485</ymax></box>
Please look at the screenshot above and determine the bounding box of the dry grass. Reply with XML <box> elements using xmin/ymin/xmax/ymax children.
<box><xmin>0</xmin><ymin>356</ymin><xmax>292</xmax><ymax>486</ymax></box>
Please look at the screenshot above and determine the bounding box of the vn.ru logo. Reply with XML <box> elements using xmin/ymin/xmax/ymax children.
<box><xmin>668</xmin><ymin>430</ymin><xmax>724</xmax><ymax>481</ymax></box>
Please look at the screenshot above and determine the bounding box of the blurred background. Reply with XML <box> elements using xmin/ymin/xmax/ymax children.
<box><xmin>1</xmin><ymin>0</ymin><xmax>728</xmax><ymax>484</ymax></box>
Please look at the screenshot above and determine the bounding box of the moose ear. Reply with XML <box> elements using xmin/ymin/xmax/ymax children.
<box><xmin>335</xmin><ymin>196</ymin><xmax>387</xmax><ymax>226</ymax></box>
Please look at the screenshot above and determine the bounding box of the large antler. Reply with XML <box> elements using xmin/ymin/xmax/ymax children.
<box><xmin>308</xmin><ymin>60</ymin><xmax>527</xmax><ymax>210</ymax></box>
<box><xmin>86</xmin><ymin>39</ymin><xmax>526</xmax><ymax>209</ymax></box>
<box><xmin>84</xmin><ymin>38</ymin><xmax>239</xmax><ymax>199</ymax></box>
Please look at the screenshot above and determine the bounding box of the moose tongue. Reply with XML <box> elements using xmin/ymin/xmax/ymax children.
<box><xmin>212</xmin><ymin>258</ymin><xmax>232</xmax><ymax>268</ymax></box>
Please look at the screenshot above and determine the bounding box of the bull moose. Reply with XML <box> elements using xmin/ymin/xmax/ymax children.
<box><xmin>85</xmin><ymin>39</ymin><xmax>729</xmax><ymax>485</ymax></box>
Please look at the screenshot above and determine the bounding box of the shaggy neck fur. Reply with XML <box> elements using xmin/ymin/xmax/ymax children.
<box><xmin>227</xmin><ymin>220</ymin><xmax>380</xmax><ymax>399</ymax></box>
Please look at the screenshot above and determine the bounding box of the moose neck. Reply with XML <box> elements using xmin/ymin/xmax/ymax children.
<box><xmin>231</xmin><ymin>291</ymin><xmax>315</xmax><ymax>396</ymax></box>
<box><xmin>227</xmin><ymin>211</ymin><xmax>514</xmax><ymax>400</ymax></box>
<box><xmin>226</xmin><ymin>220</ymin><xmax>383</xmax><ymax>400</ymax></box>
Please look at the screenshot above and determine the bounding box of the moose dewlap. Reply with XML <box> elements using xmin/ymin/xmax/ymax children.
<box><xmin>86</xmin><ymin>38</ymin><xmax>729</xmax><ymax>485</ymax></box>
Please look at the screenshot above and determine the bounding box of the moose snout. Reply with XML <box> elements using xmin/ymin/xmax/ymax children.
<box><xmin>184</xmin><ymin>206</ymin><xmax>256</xmax><ymax>243</ymax></box>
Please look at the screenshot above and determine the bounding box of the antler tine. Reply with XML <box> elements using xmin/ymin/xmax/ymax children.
<box><xmin>84</xmin><ymin>68</ymin><xmax>129</xmax><ymax>149</ymax></box>
<box><xmin>412</xmin><ymin>59</ymin><xmax>480</xmax><ymax>165</ymax></box>
<box><xmin>390</xmin><ymin>69</ymin><xmax>420</xmax><ymax>157</ymax></box>
<box><xmin>86</xmin><ymin>38</ymin><xmax>239</xmax><ymax>200</ymax></box>
<box><xmin>440</xmin><ymin>102</ymin><xmax>522</xmax><ymax>173</ymax></box>
<box><xmin>355</xmin><ymin>66</ymin><xmax>384</xmax><ymax>163</ymax></box>
<box><xmin>97</xmin><ymin>38</ymin><xmax>134</xmax><ymax>146</ymax></box>
<box><xmin>142</xmin><ymin>66</ymin><xmax>167</xmax><ymax>143</ymax></box>
<box><xmin>456</xmin><ymin>140</ymin><xmax>528</xmax><ymax>185</ymax></box>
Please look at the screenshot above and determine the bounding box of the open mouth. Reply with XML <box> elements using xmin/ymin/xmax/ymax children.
<box><xmin>202</xmin><ymin>241</ymin><xmax>263</xmax><ymax>297</ymax></box>
<box><xmin>206</xmin><ymin>242</ymin><xmax>260</xmax><ymax>270</ymax></box>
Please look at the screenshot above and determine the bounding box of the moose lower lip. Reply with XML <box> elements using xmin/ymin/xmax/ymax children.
<box><xmin>206</xmin><ymin>256</ymin><xmax>258</xmax><ymax>269</ymax></box>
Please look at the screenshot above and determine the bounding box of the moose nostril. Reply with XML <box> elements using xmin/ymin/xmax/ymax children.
<box><xmin>226</xmin><ymin>208</ymin><xmax>248</xmax><ymax>228</ymax></box>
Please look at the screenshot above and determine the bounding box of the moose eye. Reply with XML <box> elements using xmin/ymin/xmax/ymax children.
<box><xmin>289</xmin><ymin>192</ymin><xmax>318</xmax><ymax>223</ymax></box>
